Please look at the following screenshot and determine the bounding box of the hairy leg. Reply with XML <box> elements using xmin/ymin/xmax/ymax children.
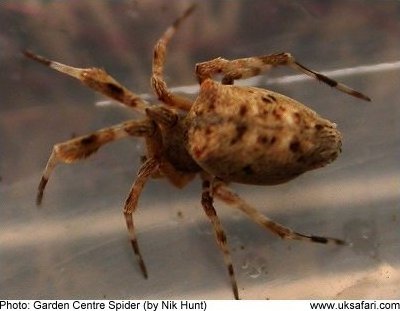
<box><xmin>36</xmin><ymin>119</ymin><xmax>154</xmax><ymax>205</ymax></box>
<box><xmin>196</xmin><ymin>52</ymin><xmax>370</xmax><ymax>101</ymax></box>
<box><xmin>123</xmin><ymin>158</ymin><xmax>159</xmax><ymax>279</ymax></box>
<box><xmin>24</xmin><ymin>50</ymin><xmax>149</xmax><ymax>111</ymax></box>
<box><xmin>151</xmin><ymin>5</ymin><xmax>196</xmax><ymax>111</ymax></box>
<box><xmin>213</xmin><ymin>182</ymin><xmax>346</xmax><ymax>245</ymax></box>
<box><xmin>200</xmin><ymin>177</ymin><xmax>239</xmax><ymax>299</ymax></box>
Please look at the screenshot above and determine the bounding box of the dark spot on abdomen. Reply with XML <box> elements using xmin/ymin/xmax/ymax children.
<box><xmin>261</xmin><ymin>96</ymin><xmax>272</xmax><ymax>104</ymax></box>
<box><xmin>289</xmin><ymin>139</ymin><xmax>301</xmax><ymax>153</ymax></box>
<box><xmin>293</xmin><ymin>112</ymin><xmax>301</xmax><ymax>124</ymax></box>
<box><xmin>239</xmin><ymin>105</ymin><xmax>248</xmax><ymax>116</ymax></box>
<box><xmin>257</xmin><ymin>135</ymin><xmax>269</xmax><ymax>145</ymax></box>
<box><xmin>230</xmin><ymin>123</ymin><xmax>248</xmax><ymax>145</ymax></box>
<box><xmin>267</xmin><ymin>94</ymin><xmax>277</xmax><ymax>102</ymax></box>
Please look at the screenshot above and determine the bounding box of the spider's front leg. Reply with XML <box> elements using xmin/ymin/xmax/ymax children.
<box><xmin>196</xmin><ymin>52</ymin><xmax>370</xmax><ymax>101</ymax></box>
<box><xmin>36</xmin><ymin>119</ymin><xmax>155</xmax><ymax>205</ymax></box>
<box><xmin>24</xmin><ymin>50</ymin><xmax>149</xmax><ymax>112</ymax></box>
<box><xmin>200</xmin><ymin>176</ymin><xmax>239</xmax><ymax>300</ymax></box>
<box><xmin>36</xmin><ymin>118</ymin><xmax>159</xmax><ymax>278</ymax></box>
<box><xmin>151</xmin><ymin>5</ymin><xmax>196</xmax><ymax>111</ymax></box>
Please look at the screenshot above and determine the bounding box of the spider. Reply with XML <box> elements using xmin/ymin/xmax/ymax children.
<box><xmin>24</xmin><ymin>4</ymin><xmax>370</xmax><ymax>299</ymax></box>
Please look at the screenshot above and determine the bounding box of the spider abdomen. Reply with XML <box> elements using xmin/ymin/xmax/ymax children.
<box><xmin>186</xmin><ymin>79</ymin><xmax>342</xmax><ymax>185</ymax></box>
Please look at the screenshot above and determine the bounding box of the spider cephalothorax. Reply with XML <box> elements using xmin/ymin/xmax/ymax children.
<box><xmin>25</xmin><ymin>4</ymin><xmax>369</xmax><ymax>299</ymax></box>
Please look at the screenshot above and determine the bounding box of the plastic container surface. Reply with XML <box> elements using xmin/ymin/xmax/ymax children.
<box><xmin>1</xmin><ymin>0</ymin><xmax>399</xmax><ymax>299</ymax></box>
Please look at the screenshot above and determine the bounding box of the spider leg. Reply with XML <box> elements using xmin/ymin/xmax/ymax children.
<box><xmin>123</xmin><ymin>158</ymin><xmax>159</xmax><ymax>279</ymax></box>
<box><xmin>23</xmin><ymin>50</ymin><xmax>149</xmax><ymax>112</ymax></box>
<box><xmin>200</xmin><ymin>177</ymin><xmax>239</xmax><ymax>300</ymax></box>
<box><xmin>36</xmin><ymin>119</ymin><xmax>155</xmax><ymax>205</ymax></box>
<box><xmin>213</xmin><ymin>182</ymin><xmax>346</xmax><ymax>246</ymax></box>
<box><xmin>196</xmin><ymin>52</ymin><xmax>370</xmax><ymax>101</ymax></box>
<box><xmin>151</xmin><ymin>5</ymin><xmax>196</xmax><ymax>111</ymax></box>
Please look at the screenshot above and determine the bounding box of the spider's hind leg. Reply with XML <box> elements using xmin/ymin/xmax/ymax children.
<box><xmin>200</xmin><ymin>176</ymin><xmax>239</xmax><ymax>300</ymax></box>
<box><xmin>213</xmin><ymin>182</ymin><xmax>346</xmax><ymax>246</ymax></box>
<box><xmin>196</xmin><ymin>52</ymin><xmax>370</xmax><ymax>101</ymax></box>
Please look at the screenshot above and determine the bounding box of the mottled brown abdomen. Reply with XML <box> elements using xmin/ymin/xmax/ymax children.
<box><xmin>186</xmin><ymin>79</ymin><xmax>342</xmax><ymax>185</ymax></box>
